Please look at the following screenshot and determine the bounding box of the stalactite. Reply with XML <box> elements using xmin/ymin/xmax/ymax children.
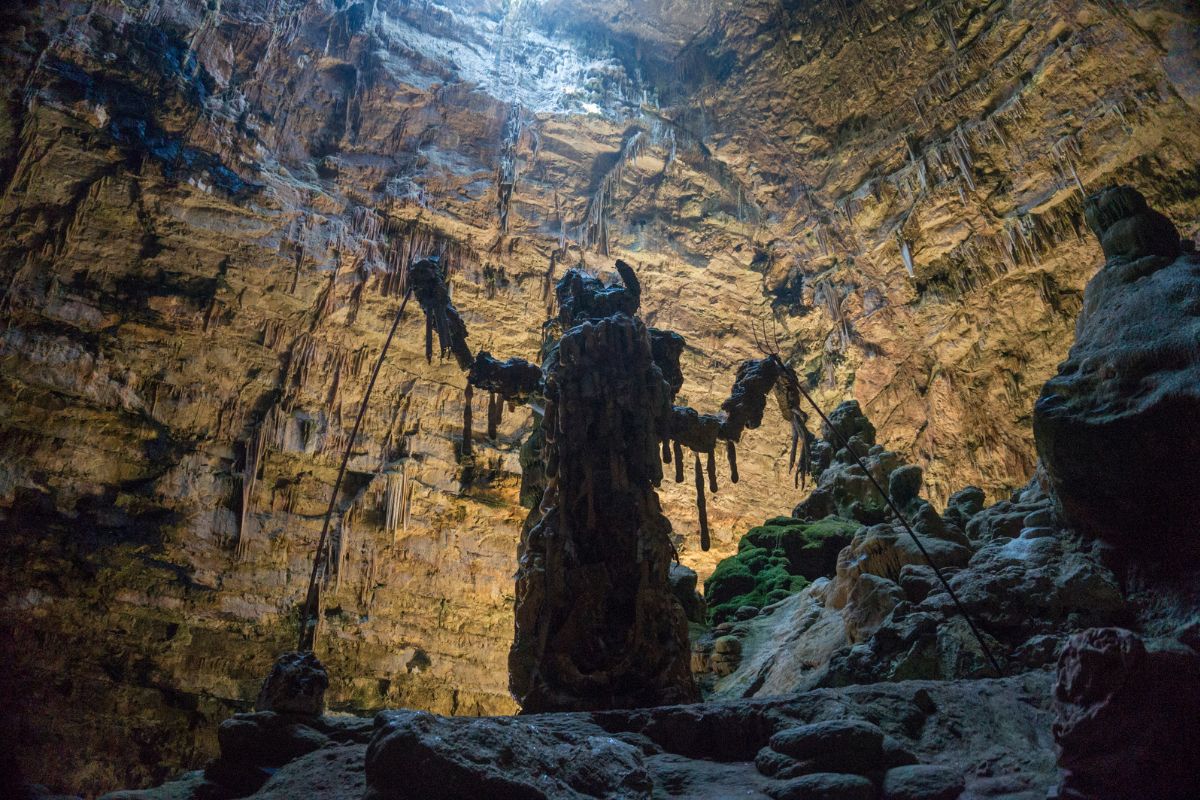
<box><xmin>662</xmin><ymin>438</ymin><xmax>671</xmax><ymax>464</ymax></box>
<box><xmin>673</xmin><ymin>440</ymin><xmax>684</xmax><ymax>482</ymax></box>
<box><xmin>236</xmin><ymin>410</ymin><xmax>272</xmax><ymax>560</ymax></box>
<box><xmin>425</xmin><ymin>316</ymin><xmax>434</xmax><ymax>363</ymax></box>
<box><xmin>462</xmin><ymin>383</ymin><xmax>474</xmax><ymax>457</ymax></box>
<box><xmin>726</xmin><ymin>440</ymin><xmax>739</xmax><ymax>484</ymax></box>
<box><xmin>706</xmin><ymin>449</ymin><xmax>718</xmax><ymax>494</ymax></box>
<box><xmin>581</xmin><ymin>129</ymin><xmax>645</xmax><ymax>253</ymax></box>
<box><xmin>487</xmin><ymin>391</ymin><xmax>503</xmax><ymax>440</ymax></box>
<box><xmin>385</xmin><ymin>469</ymin><xmax>408</xmax><ymax>542</ymax></box>
<box><xmin>694</xmin><ymin>452</ymin><xmax>710</xmax><ymax>551</ymax></box>
<box><xmin>898</xmin><ymin>235</ymin><xmax>915</xmax><ymax>278</ymax></box>
<box><xmin>359</xmin><ymin>541</ymin><xmax>378</xmax><ymax>608</ymax></box>
<box><xmin>334</xmin><ymin>511</ymin><xmax>351</xmax><ymax>594</ymax></box>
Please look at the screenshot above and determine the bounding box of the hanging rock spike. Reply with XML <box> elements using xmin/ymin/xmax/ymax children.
<box><xmin>694</xmin><ymin>452</ymin><xmax>710</xmax><ymax>551</ymax></box>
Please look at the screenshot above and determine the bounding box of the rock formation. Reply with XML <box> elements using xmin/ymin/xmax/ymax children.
<box><xmin>404</xmin><ymin>255</ymin><xmax>810</xmax><ymax>711</ymax></box>
<box><xmin>1052</xmin><ymin>627</ymin><xmax>1200</xmax><ymax>800</ymax></box>
<box><xmin>98</xmin><ymin>673</ymin><xmax>1061</xmax><ymax>800</ymax></box>
<box><xmin>1034</xmin><ymin>185</ymin><xmax>1200</xmax><ymax>553</ymax></box>
<box><xmin>699</xmin><ymin>190</ymin><xmax>1200</xmax><ymax>800</ymax></box>
<box><xmin>1</xmin><ymin>0</ymin><xmax>1199</xmax><ymax>794</ymax></box>
<box><xmin>694</xmin><ymin>400</ymin><xmax>1128</xmax><ymax>699</ymax></box>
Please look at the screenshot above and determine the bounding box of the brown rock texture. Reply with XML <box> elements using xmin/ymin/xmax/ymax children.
<box><xmin>0</xmin><ymin>0</ymin><xmax>1198</xmax><ymax>794</ymax></box>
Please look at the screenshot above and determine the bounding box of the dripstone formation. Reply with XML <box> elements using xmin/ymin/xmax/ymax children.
<box><xmin>408</xmin><ymin>257</ymin><xmax>809</xmax><ymax>712</ymax></box>
<box><xmin>1034</xmin><ymin>185</ymin><xmax>1200</xmax><ymax>554</ymax></box>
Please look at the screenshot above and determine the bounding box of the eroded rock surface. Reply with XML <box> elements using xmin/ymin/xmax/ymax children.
<box><xmin>702</xmin><ymin>408</ymin><xmax>1127</xmax><ymax>699</ymax></box>
<box><xmin>1053</xmin><ymin>627</ymin><xmax>1200</xmax><ymax>800</ymax></box>
<box><xmin>100</xmin><ymin>675</ymin><xmax>1059</xmax><ymax>800</ymax></box>
<box><xmin>1034</xmin><ymin>185</ymin><xmax>1200</xmax><ymax>551</ymax></box>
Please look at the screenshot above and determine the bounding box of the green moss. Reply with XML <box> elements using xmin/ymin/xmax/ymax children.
<box><xmin>705</xmin><ymin>515</ymin><xmax>860</xmax><ymax>625</ymax></box>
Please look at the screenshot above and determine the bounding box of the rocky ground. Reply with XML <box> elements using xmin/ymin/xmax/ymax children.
<box><xmin>2</xmin><ymin>0</ymin><xmax>1199</xmax><ymax>795</ymax></box>
<box><xmin>95</xmin><ymin>673</ymin><xmax>1058</xmax><ymax>800</ymax></box>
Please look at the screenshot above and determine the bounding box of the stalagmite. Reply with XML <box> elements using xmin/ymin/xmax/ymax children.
<box><xmin>694</xmin><ymin>452</ymin><xmax>710</xmax><ymax>551</ymax></box>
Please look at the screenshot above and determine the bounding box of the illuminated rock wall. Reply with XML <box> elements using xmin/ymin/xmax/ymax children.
<box><xmin>0</xmin><ymin>0</ymin><xmax>1197</xmax><ymax>794</ymax></box>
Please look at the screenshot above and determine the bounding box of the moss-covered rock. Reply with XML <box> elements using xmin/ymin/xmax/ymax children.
<box><xmin>704</xmin><ymin>516</ymin><xmax>860</xmax><ymax>625</ymax></box>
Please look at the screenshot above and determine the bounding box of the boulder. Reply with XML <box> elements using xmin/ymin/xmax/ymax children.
<box><xmin>882</xmin><ymin>764</ymin><xmax>965</xmax><ymax>800</ymax></box>
<box><xmin>365</xmin><ymin>710</ymin><xmax>653</xmax><ymax>799</ymax></box>
<box><xmin>766</xmin><ymin>773</ymin><xmax>876</xmax><ymax>800</ymax></box>
<box><xmin>668</xmin><ymin>562</ymin><xmax>707</xmax><ymax>624</ymax></box>
<box><xmin>762</xmin><ymin>719</ymin><xmax>887</xmax><ymax>776</ymax></box>
<box><xmin>1053</xmin><ymin>627</ymin><xmax>1200</xmax><ymax>800</ymax></box>
<box><xmin>255</xmin><ymin>651</ymin><xmax>328</xmax><ymax>716</ymax></box>
<box><xmin>1034</xmin><ymin>186</ymin><xmax>1200</xmax><ymax>551</ymax></box>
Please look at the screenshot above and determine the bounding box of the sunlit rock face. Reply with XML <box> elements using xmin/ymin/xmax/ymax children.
<box><xmin>0</xmin><ymin>0</ymin><xmax>1197</xmax><ymax>794</ymax></box>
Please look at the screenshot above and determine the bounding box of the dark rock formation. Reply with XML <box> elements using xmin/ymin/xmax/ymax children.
<box><xmin>410</xmin><ymin>255</ymin><xmax>812</xmax><ymax>713</ymax></box>
<box><xmin>255</xmin><ymin>651</ymin><xmax>329</xmax><ymax>716</ymax></box>
<box><xmin>1034</xmin><ymin>186</ymin><xmax>1200</xmax><ymax>552</ymax></box>
<box><xmin>366</xmin><ymin>709</ymin><xmax>653</xmax><ymax>800</ymax></box>
<box><xmin>880</xmin><ymin>765</ymin><xmax>964</xmax><ymax>800</ymax></box>
<box><xmin>100</xmin><ymin>674</ymin><xmax>1060</xmax><ymax>800</ymax></box>
<box><xmin>668</xmin><ymin>563</ymin><xmax>707</xmax><ymax>625</ymax></box>
<box><xmin>511</xmin><ymin>309</ymin><xmax>697</xmax><ymax>712</ymax></box>
<box><xmin>1053</xmin><ymin>627</ymin><xmax>1200</xmax><ymax>800</ymax></box>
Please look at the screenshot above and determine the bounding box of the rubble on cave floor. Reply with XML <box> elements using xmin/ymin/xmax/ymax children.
<box><xmin>693</xmin><ymin>400</ymin><xmax>1128</xmax><ymax>701</ymax></box>
<box><xmin>96</xmin><ymin>674</ymin><xmax>1058</xmax><ymax>800</ymax></box>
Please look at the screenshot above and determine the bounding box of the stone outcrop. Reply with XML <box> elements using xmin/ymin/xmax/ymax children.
<box><xmin>98</xmin><ymin>674</ymin><xmax>1060</xmax><ymax>800</ymax></box>
<box><xmin>701</xmin><ymin>408</ymin><xmax>1127</xmax><ymax>698</ymax></box>
<box><xmin>255</xmin><ymin>651</ymin><xmax>328</xmax><ymax>716</ymax></box>
<box><xmin>703</xmin><ymin>516</ymin><xmax>859</xmax><ymax>625</ymax></box>
<box><xmin>1034</xmin><ymin>185</ymin><xmax>1200</xmax><ymax>552</ymax></box>
<box><xmin>1052</xmin><ymin>627</ymin><xmax>1200</xmax><ymax>800</ymax></box>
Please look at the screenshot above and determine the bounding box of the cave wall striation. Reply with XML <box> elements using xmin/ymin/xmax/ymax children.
<box><xmin>0</xmin><ymin>0</ymin><xmax>1197</xmax><ymax>794</ymax></box>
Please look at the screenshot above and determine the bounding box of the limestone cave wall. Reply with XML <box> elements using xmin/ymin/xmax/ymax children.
<box><xmin>0</xmin><ymin>0</ymin><xmax>1196</xmax><ymax>794</ymax></box>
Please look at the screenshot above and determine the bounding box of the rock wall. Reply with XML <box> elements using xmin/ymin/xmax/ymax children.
<box><xmin>0</xmin><ymin>0</ymin><xmax>1198</xmax><ymax>795</ymax></box>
